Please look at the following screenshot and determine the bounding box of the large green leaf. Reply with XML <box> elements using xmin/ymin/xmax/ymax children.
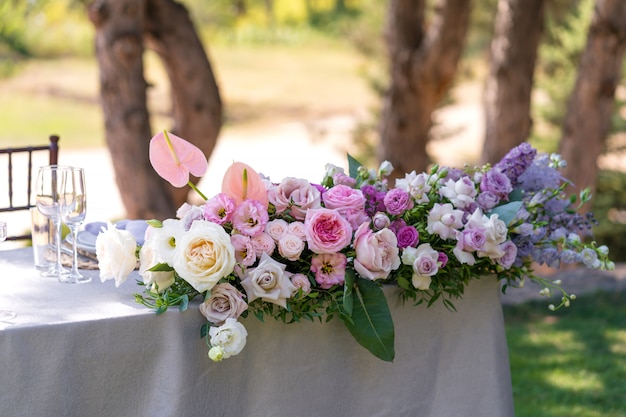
<box><xmin>347</xmin><ymin>153</ymin><xmax>362</xmax><ymax>179</ymax></box>
<box><xmin>342</xmin><ymin>268</ymin><xmax>355</xmax><ymax>317</ymax></box>
<box><xmin>490</xmin><ymin>201</ymin><xmax>522</xmax><ymax>226</ymax></box>
<box><xmin>340</xmin><ymin>277</ymin><xmax>395</xmax><ymax>362</ymax></box>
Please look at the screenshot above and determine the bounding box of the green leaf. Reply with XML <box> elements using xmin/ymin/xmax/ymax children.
<box><xmin>146</xmin><ymin>219</ymin><xmax>163</xmax><ymax>228</ymax></box>
<box><xmin>148</xmin><ymin>262</ymin><xmax>174</xmax><ymax>272</ymax></box>
<box><xmin>340</xmin><ymin>277</ymin><xmax>395</xmax><ymax>362</ymax></box>
<box><xmin>179</xmin><ymin>294</ymin><xmax>189</xmax><ymax>312</ymax></box>
<box><xmin>200</xmin><ymin>323</ymin><xmax>210</xmax><ymax>339</ymax></box>
<box><xmin>347</xmin><ymin>153</ymin><xmax>362</xmax><ymax>179</ymax></box>
<box><xmin>490</xmin><ymin>201</ymin><xmax>523</xmax><ymax>226</ymax></box>
<box><xmin>343</xmin><ymin>269</ymin><xmax>355</xmax><ymax>317</ymax></box>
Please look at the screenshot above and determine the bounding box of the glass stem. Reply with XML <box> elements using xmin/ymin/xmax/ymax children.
<box><xmin>54</xmin><ymin>218</ymin><xmax>63</xmax><ymax>273</ymax></box>
<box><xmin>70</xmin><ymin>225</ymin><xmax>79</xmax><ymax>275</ymax></box>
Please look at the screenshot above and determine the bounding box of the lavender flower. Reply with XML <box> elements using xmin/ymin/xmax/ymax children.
<box><xmin>494</xmin><ymin>142</ymin><xmax>537</xmax><ymax>185</ymax></box>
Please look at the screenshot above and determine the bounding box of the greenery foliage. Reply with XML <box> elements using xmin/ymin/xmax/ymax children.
<box><xmin>505</xmin><ymin>289</ymin><xmax>626</xmax><ymax>417</ymax></box>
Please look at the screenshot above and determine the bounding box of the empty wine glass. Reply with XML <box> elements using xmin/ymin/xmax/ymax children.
<box><xmin>59</xmin><ymin>167</ymin><xmax>90</xmax><ymax>284</ymax></box>
<box><xmin>0</xmin><ymin>220</ymin><xmax>17</xmax><ymax>321</ymax></box>
<box><xmin>35</xmin><ymin>165</ymin><xmax>69</xmax><ymax>279</ymax></box>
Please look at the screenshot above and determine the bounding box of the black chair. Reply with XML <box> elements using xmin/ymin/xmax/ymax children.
<box><xmin>0</xmin><ymin>135</ymin><xmax>60</xmax><ymax>240</ymax></box>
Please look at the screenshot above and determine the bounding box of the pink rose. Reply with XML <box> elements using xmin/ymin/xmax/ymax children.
<box><xmin>251</xmin><ymin>232</ymin><xmax>276</xmax><ymax>258</ymax></box>
<box><xmin>304</xmin><ymin>208</ymin><xmax>353</xmax><ymax>254</ymax></box>
<box><xmin>268</xmin><ymin>177</ymin><xmax>321</xmax><ymax>220</ymax></box>
<box><xmin>287</xmin><ymin>221</ymin><xmax>307</xmax><ymax>241</ymax></box>
<box><xmin>290</xmin><ymin>273</ymin><xmax>312</xmax><ymax>294</ymax></box>
<box><xmin>310</xmin><ymin>253</ymin><xmax>347</xmax><ymax>289</ymax></box>
<box><xmin>265</xmin><ymin>219</ymin><xmax>289</xmax><ymax>241</ymax></box>
<box><xmin>353</xmin><ymin>222</ymin><xmax>401</xmax><ymax>280</ymax></box>
<box><xmin>323</xmin><ymin>185</ymin><xmax>366</xmax><ymax>211</ymax></box>
<box><xmin>199</xmin><ymin>283</ymin><xmax>248</xmax><ymax>326</ymax></box>
<box><xmin>277</xmin><ymin>233</ymin><xmax>306</xmax><ymax>261</ymax></box>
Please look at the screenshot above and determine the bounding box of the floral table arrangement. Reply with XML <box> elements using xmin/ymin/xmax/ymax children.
<box><xmin>96</xmin><ymin>131</ymin><xmax>613</xmax><ymax>362</ymax></box>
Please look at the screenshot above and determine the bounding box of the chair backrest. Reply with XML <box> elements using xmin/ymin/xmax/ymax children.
<box><xmin>0</xmin><ymin>135</ymin><xmax>60</xmax><ymax>240</ymax></box>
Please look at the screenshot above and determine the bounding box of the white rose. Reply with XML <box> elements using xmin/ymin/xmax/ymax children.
<box><xmin>138</xmin><ymin>244</ymin><xmax>175</xmax><ymax>293</ymax></box>
<box><xmin>209</xmin><ymin>318</ymin><xmax>247</xmax><ymax>360</ymax></box>
<box><xmin>240</xmin><ymin>252</ymin><xmax>297</xmax><ymax>308</ymax></box>
<box><xmin>277</xmin><ymin>233</ymin><xmax>305</xmax><ymax>261</ymax></box>
<box><xmin>172</xmin><ymin>220</ymin><xmax>236</xmax><ymax>293</ymax></box>
<box><xmin>199</xmin><ymin>283</ymin><xmax>248</xmax><ymax>326</ymax></box>
<box><xmin>96</xmin><ymin>222</ymin><xmax>137</xmax><ymax>287</ymax></box>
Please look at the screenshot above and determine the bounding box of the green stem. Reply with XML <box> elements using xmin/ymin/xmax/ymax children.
<box><xmin>188</xmin><ymin>180</ymin><xmax>208</xmax><ymax>201</ymax></box>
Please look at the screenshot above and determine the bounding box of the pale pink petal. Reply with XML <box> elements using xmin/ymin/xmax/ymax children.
<box><xmin>149</xmin><ymin>131</ymin><xmax>207</xmax><ymax>188</ymax></box>
<box><xmin>221</xmin><ymin>162</ymin><xmax>269</xmax><ymax>208</ymax></box>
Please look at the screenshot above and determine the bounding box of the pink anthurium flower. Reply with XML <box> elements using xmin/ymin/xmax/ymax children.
<box><xmin>222</xmin><ymin>162</ymin><xmax>268</xmax><ymax>208</ymax></box>
<box><xmin>149</xmin><ymin>130</ymin><xmax>208</xmax><ymax>199</ymax></box>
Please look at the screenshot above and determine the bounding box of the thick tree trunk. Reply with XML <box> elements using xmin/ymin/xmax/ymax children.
<box><xmin>88</xmin><ymin>0</ymin><xmax>222</xmax><ymax>220</ymax></box>
<box><xmin>144</xmin><ymin>0</ymin><xmax>222</xmax><ymax>206</ymax></box>
<box><xmin>88</xmin><ymin>0</ymin><xmax>171</xmax><ymax>219</ymax></box>
<box><xmin>482</xmin><ymin>0</ymin><xmax>546</xmax><ymax>164</ymax></box>
<box><xmin>559</xmin><ymin>0</ymin><xmax>626</xmax><ymax>202</ymax></box>
<box><xmin>379</xmin><ymin>0</ymin><xmax>472</xmax><ymax>177</ymax></box>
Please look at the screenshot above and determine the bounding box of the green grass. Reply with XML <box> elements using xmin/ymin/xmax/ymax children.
<box><xmin>0</xmin><ymin>42</ymin><xmax>374</xmax><ymax>150</ymax></box>
<box><xmin>504</xmin><ymin>290</ymin><xmax>626</xmax><ymax>417</ymax></box>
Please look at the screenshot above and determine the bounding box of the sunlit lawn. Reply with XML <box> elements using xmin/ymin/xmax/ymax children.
<box><xmin>504</xmin><ymin>290</ymin><xmax>626</xmax><ymax>417</ymax></box>
<box><xmin>0</xmin><ymin>42</ymin><xmax>374</xmax><ymax>149</ymax></box>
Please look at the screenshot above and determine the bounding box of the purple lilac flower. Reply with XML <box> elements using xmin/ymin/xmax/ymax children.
<box><xmin>361</xmin><ymin>185</ymin><xmax>386</xmax><ymax>216</ymax></box>
<box><xmin>480</xmin><ymin>169</ymin><xmax>512</xmax><ymax>201</ymax></box>
<box><xmin>396</xmin><ymin>225</ymin><xmax>419</xmax><ymax>248</ymax></box>
<box><xmin>560</xmin><ymin>249</ymin><xmax>579</xmax><ymax>264</ymax></box>
<box><xmin>518</xmin><ymin>155</ymin><xmax>563</xmax><ymax>192</ymax></box>
<box><xmin>494</xmin><ymin>142</ymin><xmax>537</xmax><ymax>185</ymax></box>
<box><xmin>384</xmin><ymin>188</ymin><xmax>414</xmax><ymax>215</ymax></box>
<box><xmin>541</xmin><ymin>247</ymin><xmax>560</xmax><ymax>269</ymax></box>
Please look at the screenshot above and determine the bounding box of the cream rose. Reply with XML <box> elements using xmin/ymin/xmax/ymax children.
<box><xmin>96</xmin><ymin>222</ymin><xmax>137</xmax><ymax>287</ymax></box>
<box><xmin>172</xmin><ymin>220</ymin><xmax>236</xmax><ymax>293</ymax></box>
<box><xmin>240</xmin><ymin>252</ymin><xmax>297</xmax><ymax>308</ymax></box>
<box><xmin>277</xmin><ymin>233</ymin><xmax>305</xmax><ymax>261</ymax></box>
<box><xmin>208</xmin><ymin>318</ymin><xmax>248</xmax><ymax>360</ymax></box>
<box><xmin>199</xmin><ymin>283</ymin><xmax>248</xmax><ymax>325</ymax></box>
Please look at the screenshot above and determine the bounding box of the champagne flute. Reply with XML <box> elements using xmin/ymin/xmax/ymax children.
<box><xmin>0</xmin><ymin>220</ymin><xmax>17</xmax><ymax>321</ymax></box>
<box><xmin>35</xmin><ymin>165</ymin><xmax>69</xmax><ymax>279</ymax></box>
<box><xmin>59</xmin><ymin>167</ymin><xmax>90</xmax><ymax>284</ymax></box>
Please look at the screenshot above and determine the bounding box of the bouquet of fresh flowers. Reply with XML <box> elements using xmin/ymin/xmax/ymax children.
<box><xmin>96</xmin><ymin>131</ymin><xmax>613</xmax><ymax>362</ymax></box>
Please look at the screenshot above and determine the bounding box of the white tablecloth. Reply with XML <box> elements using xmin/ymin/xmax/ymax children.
<box><xmin>0</xmin><ymin>248</ymin><xmax>514</xmax><ymax>417</ymax></box>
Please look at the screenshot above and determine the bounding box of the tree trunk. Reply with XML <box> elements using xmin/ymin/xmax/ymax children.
<box><xmin>144</xmin><ymin>0</ymin><xmax>223</xmax><ymax>206</ymax></box>
<box><xmin>482</xmin><ymin>0</ymin><xmax>546</xmax><ymax>165</ymax></box>
<box><xmin>87</xmin><ymin>0</ymin><xmax>222</xmax><ymax>220</ymax></box>
<box><xmin>379</xmin><ymin>0</ymin><xmax>472</xmax><ymax>178</ymax></box>
<box><xmin>559</xmin><ymin>0</ymin><xmax>626</xmax><ymax>202</ymax></box>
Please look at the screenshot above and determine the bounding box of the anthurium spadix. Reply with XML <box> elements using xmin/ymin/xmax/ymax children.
<box><xmin>149</xmin><ymin>130</ymin><xmax>208</xmax><ymax>199</ymax></box>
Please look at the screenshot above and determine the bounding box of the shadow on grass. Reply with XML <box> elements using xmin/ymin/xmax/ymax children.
<box><xmin>504</xmin><ymin>290</ymin><xmax>626</xmax><ymax>417</ymax></box>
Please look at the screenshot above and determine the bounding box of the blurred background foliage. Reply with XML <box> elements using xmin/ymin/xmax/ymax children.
<box><xmin>1</xmin><ymin>0</ymin><xmax>625</xmax><ymax>260</ymax></box>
